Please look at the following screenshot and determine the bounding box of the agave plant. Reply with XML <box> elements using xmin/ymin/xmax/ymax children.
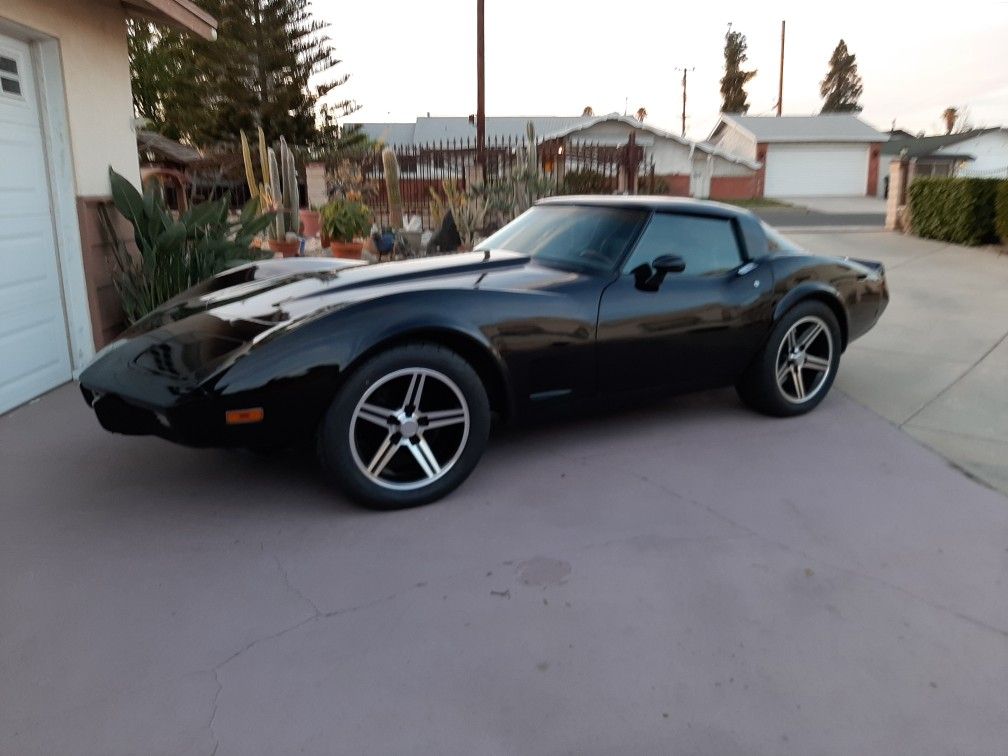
<box><xmin>100</xmin><ymin>167</ymin><xmax>274</xmax><ymax>323</ymax></box>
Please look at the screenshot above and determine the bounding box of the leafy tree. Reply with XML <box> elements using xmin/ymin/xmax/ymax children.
<box><xmin>720</xmin><ymin>29</ymin><xmax>756</xmax><ymax>113</ymax></box>
<box><xmin>820</xmin><ymin>40</ymin><xmax>863</xmax><ymax>113</ymax></box>
<box><xmin>128</xmin><ymin>0</ymin><xmax>358</xmax><ymax>148</ymax></box>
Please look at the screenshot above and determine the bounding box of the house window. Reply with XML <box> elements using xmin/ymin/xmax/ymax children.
<box><xmin>0</xmin><ymin>55</ymin><xmax>22</xmax><ymax>97</ymax></box>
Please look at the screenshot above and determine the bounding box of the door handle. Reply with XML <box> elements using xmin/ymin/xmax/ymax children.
<box><xmin>737</xmin><ymin>262</ymin><xmax>758</xmax><ymax>276</ymax></box>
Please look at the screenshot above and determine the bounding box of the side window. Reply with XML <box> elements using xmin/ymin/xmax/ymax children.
<box><xmin>622</xmin><ymin>213</ymin><xmax>743</xmax><ymax>276</ymax></box>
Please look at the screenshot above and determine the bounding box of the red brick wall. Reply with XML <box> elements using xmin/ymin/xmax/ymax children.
<box><xmin>866</xmin><ymin>143</ymin><xmax>881</xmax><ymax>197</ymax></box>
<box><xmin>709</xmin><ymin>175</ymin><xmax>759</xmax><ymax>200</ymax></box>
<box><xmin>652</xmin><ymin>174</ymin><xmax>690</xmax><ymax>196</ymax></box>
<box><xmin>77</xmin><ymin>196</ymin><xmax>129</xmax><ymax>349</ymax></box>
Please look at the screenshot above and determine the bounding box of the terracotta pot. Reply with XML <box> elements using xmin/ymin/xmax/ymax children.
<box><xmin>330</xmin><ymin>240</ymin><xmax>364</xmax><ymax>259</ymax></box>
<box><xmin>267</xmin><ymin>238</ymin><xmax>301</xmax><ymax>258</ymax></box>
<box><xmin>299</xmin><ymin>209</ymin><xmax>321</xmax><ymax>238</ymax></box>
<box><xmin>320</xmin><ymin>231</ymin><xmax>331</xmax><ymax>248</ymax></box>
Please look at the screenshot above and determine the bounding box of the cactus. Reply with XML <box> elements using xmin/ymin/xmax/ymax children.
<box><xmin>524</xmin><ymin>121</ymin><xmax>538</xmax><ymax>176</ymax></box>
<box><xmin>279</xmin><ymin>137</ymin><xmax>299</xmax><ymax>236</ymax></box>
<box><xmin>267</xmin><ymin>147</ymin><xmax>284</xmax><ymax>239</ymax></box>
<box><xmin>382</xmin><ymin>147</ymin><xmax>403</xmax><ymax>230</ymax></box>
<box><xmin>240</xmin><ymin>127</ymin><xmax>301</xmax><ymax>240</ymax></box>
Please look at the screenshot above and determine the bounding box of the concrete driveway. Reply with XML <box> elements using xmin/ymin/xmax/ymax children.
<box><xmin>4</xmin><ymin>364</ymin><xmax>1008</xmax><ymax>752</ymax></box>
<box><xmin>787</xmin><ymin>230</ymin><xmax>1008</xmax><ymax>496</ymax></box>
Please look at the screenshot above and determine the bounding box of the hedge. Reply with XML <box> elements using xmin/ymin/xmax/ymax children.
<box><xmin>908</xmin><ymin>177</ymin><xmax>1003</xmax><ymax>246</ymax></box>
<box><xmin>997</xmin><ymin>181</ymin><xmax>1008</xmax><ymax>244</ymax></box>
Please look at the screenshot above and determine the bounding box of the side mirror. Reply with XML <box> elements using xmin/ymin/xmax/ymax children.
<box><xmin>652</xmin><ymin>254</ymin><xmax>686</xmax><ymax>274</ymax></box>
<box><xmin>633</xmin><ymin>254</ymin><xmax>686</xmax><ymax>291</ymax></box>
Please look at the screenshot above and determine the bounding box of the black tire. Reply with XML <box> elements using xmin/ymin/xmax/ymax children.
<box><xmin>736</xmin><ymin>300</ymin><xmax>841</xmax><ymax>417</ymax></box>
<box><xmin>317</xmin><ymin>343</ymin><xmax>491</xmax><ymax>509</ymax></box>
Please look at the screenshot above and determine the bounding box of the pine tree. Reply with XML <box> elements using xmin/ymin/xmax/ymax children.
<box><xmin>128</xmin><ymin>0</ymin><xmax>358</xmax><ymax>147</ymax></box>
<box><xmin>720</xmin><ymin>29</ymin><xmax>756</xmax><ymax>114</ymax></box>
<box><xmin>820</xmin><ymin>40</ymin><xmax>863</xmax><ymax>113</ymax></box>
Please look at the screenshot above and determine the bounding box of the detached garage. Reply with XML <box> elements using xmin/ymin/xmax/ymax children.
<box><xmin>708</xmin><ymin>114</ymin><xmax>884</xmax><ymax>199</ymax></box>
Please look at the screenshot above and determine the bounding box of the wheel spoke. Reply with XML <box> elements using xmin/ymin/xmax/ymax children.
<box><xmin>776</xmin><ymin>361</ymin><xmax>791</xmax><ymax>386</ymax></box>
<box><xmin>787</xmin><ymin>328</ymin><xmax>798</xmax><ymax>351</ymax></box>
<box><xmin>797</xmin><ymin>323</ymin><xmax>823</xmax><ymax>351</ymax></box>
<box><xmin>357</xmin><ymin>402</ymin><xmax>395</xmax><ymax>427</ymax></box>
<box><xmin>791</xmin><ymin>366</ymin><xmax>806</xmax><ymax>399</ymax></box>
<box><xmin>367</xmin><ymin>435</ymin><xmax>399</xmax><ymax>476</ymax></box>
<box><xmin>408</xmin><ymin>438</ymin><xmax>441</xmax><ymax>479</ymax></box>
<box><xmin>404</xmin><ymin>372</ymin><xmax>426</xmax><ymax>410</ymax></box>
<box><xmin>420</xmin><ymin>408</ymin><xmax>467</xmax><ymax>430</ymax></box>
<box><xmin>804</xmin><ymin>354</ymin><xmax>830</xmax><ymax>373</ymax></box>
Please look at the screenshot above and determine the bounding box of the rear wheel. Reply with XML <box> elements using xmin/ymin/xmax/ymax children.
<box><xmin>736</xmin><ymin>301</ymin><xmax>841</xmax><ymax>417</ymax></box>
<box><xmin>318</xmin><ymin>343</ymin><xmax>491</xmax><ymax>508</ymax></box>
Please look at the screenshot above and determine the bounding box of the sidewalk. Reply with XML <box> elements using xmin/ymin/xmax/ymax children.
<box><xmin>786</xmin><ymin>230</ymin><xmax>1008</xmax><ymax>495</ymax></box>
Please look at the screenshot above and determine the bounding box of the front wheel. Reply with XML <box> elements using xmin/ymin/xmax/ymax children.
<box><xmin>318</xmin><ymin>343</ymin><xmax>491</xmax><ymax>509</ymax></box>
<box><xmin>736</xmin><ymin>301</ymin><xmax>841</xmax><ymax>417</ymax></box>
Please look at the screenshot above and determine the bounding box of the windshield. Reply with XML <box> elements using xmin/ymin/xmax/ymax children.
<box><xmin>476</xmin><ymin>205</ymin><xmax>649</xmax><ymax>273</ymax></box>
<box><xmin>761</xmin><ymin>221</ymin><xmax>807</xmax><ymax>254</ymax></box>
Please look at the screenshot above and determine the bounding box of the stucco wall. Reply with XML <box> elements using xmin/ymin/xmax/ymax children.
<box><xmin>0</xmin><ymin>0</ymin><xmax>140</xmax><ymax>195</ymax></box>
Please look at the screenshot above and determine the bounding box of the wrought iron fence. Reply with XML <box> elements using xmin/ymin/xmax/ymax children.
<box><xmin>363</xmin><ymin>133</ymin><xmax>654</xmax><ymax>228</ymax></box>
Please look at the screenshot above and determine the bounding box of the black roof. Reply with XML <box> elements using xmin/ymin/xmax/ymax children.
<box><xmin>537</xmin><ymin>194</ymin><xmax>755</xmax><ymax>220</ymax></box>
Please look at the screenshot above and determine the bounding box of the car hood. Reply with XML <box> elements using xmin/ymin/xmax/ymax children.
<box><xmin>124</xmin><ymin>250</ymin><xmax>547</xmax><ymax>336</ymax></box>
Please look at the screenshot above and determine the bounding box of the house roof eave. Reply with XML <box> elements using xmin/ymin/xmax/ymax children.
<box><xmin>123</xmin><ymin>0</ymin><xmax>217</xmax><ymax>40</ymax></box>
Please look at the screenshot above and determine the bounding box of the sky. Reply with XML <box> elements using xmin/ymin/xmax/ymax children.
<box><xmin>314</xmin><ymin>0</ymin><xmax>1008</xmax><ymax>140</ymax></box>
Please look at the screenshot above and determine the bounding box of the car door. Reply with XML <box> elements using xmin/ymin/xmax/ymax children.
<box><xmin>596</xmin><ymin>211</ymin><xmax>775</xmax><ymax>395</ymax></box>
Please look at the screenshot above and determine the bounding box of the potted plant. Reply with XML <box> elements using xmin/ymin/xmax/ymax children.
<box><xmin>299</xmin><ymin>205</ymin><xmax>322</xmax><ymax>238</ymax></box>
<box><xmin>321</xmin><ymin>198</ymin><xmax>372</xmax><ymax>259</ymax></box>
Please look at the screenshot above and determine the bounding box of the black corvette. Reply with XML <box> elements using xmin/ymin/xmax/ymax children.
<box><xmin>80</xmin><ymin>196</ymin><xmax>888</xmax><ymax>508</ymax></box>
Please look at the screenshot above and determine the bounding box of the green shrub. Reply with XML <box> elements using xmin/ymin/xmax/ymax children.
<box><xmin>995</xmin><ymin>181</ymin><xmax>1008</xmax><ymax>244</ymax></box>
<box><xmin>560</xmin><ymin>168</ymin><xmax>613</xmax><ymax>195</ymax></box>
<box><xmin>908</xmin><ymin>177</ymin><xmax>1000</xmax><ymax>246</ymax></box>
<box><xmin>100</xmin><ymin>168</ymin><xmax>274</xmax><ymax>323</ymax></box>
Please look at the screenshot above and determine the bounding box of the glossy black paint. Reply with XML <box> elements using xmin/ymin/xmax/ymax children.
<box><xmin>79</xmin><ymin>197</ymin><xmax>888</xmax><ymax>448</ymax></box>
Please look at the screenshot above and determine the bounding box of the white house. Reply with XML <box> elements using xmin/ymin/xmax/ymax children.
<box><xmin>932</xmin><ymin>128</ymin><xmax>1008</xmax><ymax>177</ymax></box>
<box><xmin>708</xmin><ymin>114</ymin><xmax>885</xmax><ymax>198</ymax></box>
<box><xmin>353</xmin><ymin>113</ymin><xmax>762</xmax><ymax>200</ymax></box>
<box><xmin>0</xmin><ymin>1</ymin><xmax>216</xmax><ymax>415</ymax></box>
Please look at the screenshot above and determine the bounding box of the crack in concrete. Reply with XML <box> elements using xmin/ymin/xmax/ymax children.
<box><xmin>272</xmin><ymin>555</ymin><xmax>322</xmax><ymax>618</ymax></box>
<box><xmin>900</xmin><ymin>327</ymin><xmax>1008</xmax><ymax>429</ymax></box>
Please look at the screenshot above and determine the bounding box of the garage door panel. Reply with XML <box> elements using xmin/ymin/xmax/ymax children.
<box><xmin>0</xmin><ymin>227</ymin><xmax>51</xmax><ymax>294</ymax></box>
<box><xmin>0</xmin><ymin>33</ymin><xmax>72</xmax><ymax>415</ymax></box>
<box><xmin>764</xmin><ymin>144</ymin><xmax>869</xmax><ymax>197</ymax></box>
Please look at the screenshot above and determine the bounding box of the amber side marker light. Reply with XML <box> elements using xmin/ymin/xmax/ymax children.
<box><xmin>225</xmin><ymin>408</ymin><xmax>265</xmax><ymax>425</ymax></box>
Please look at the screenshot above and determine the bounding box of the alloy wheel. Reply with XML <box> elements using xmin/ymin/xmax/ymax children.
<box><xmin>348</xmin><ymin>367</ymin><xmax>470</xmax><ymax>491</ymax></box>
<box><xmin>774</xmin><ymin>315</ymin><xmax>834</xmax><ymax>404</ymax></box>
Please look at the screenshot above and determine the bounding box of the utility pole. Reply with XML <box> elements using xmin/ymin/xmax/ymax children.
<box><xmin>476</xmin><ymin>0</ymin><xmax>486</xmax><ymax>172</ymax></box>
<box><xmin>776</xmin><ymin>20</ymin><xmax>785</xmax><ymax>116</ymax></box>
<box><xmin>675</xmin><ymin>66</ymin><xmax>694</xmax><ymax>137</ymax></box>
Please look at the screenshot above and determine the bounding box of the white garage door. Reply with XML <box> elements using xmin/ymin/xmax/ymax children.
<box><xmin>764</xmin><ymin>143</ymin><xmax>869</xmax><ymax>198</ymax></box>
<box><xmin>0</xmin><ymin>34</ymin><xmax>72</xmax><ymax>415</ymax></box>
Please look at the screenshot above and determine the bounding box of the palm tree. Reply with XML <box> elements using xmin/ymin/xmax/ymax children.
<box><xmin>942</xmin><ymin>107</ymin><xmax>958</xmax><ymax>135</ymax></box>
<box><xmin>635</xmin><ymin>107</ymin><xmax>647</xmax><ymax>122</ymax></box>
<box><xmin>582</xmin><ymin>106</ymin><xmax>594</xmax><ymax>117</ymax></box>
